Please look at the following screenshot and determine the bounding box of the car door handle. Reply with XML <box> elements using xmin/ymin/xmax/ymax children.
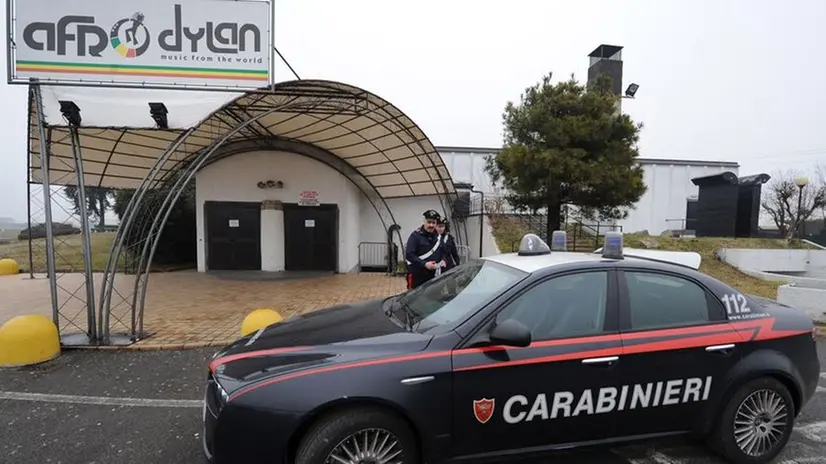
<box><xmin>705</xmin><ymin>343</ymin><xmax>735</xmax><ymax>353</ymax></box>
<box><xmin>401</xmin><ymin>376</ymin><xmax>435</xmax><ymax>385</ymax></box>
<box><xmin>582</xmin><ymin>356</ymin><xmax>619</xmax><ymax>365</ymax></box>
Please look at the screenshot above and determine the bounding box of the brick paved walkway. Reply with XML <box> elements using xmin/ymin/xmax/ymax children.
<box><xmin>0</xmin><ymin>271</ymin><xmax>406</xmax><ymax>349</ymax></box>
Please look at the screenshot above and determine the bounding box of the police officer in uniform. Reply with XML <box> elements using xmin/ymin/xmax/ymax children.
<box><xmin>404</xmin><ymin>210</ymin><xmax>444</xmax><ymax>289</ymax></box>
<box><xmin>436</xmin><ymin>218</ymin><xmax>461</xmax><ymax>270</ymax></box>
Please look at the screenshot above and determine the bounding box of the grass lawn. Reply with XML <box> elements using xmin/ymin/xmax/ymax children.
<box><xmin>0</xmin><ymin>232</ymin><xmax>116</xmax><ymax>272</ymax></box>
<box><xmin>487</xmin><ymin>216</ymin><xmax>815</xmax><ymax>300</ymax></box>
<box><xmin>622</xmin><ymin>234</ymin><xmax>814</xmax><ymax>299</ymax></box>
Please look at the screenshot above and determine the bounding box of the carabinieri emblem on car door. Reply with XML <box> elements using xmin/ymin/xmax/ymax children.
<box><xmin>473</xmin><ymin>398</ymin><xmax>495</xmax><ymax>424</ymax></box>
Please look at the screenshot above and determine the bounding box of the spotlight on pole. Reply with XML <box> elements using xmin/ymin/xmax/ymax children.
<box><xmin>148</xmin><ymin>102</ymin><xmax>169</xmax><ymax>129</ymax></box>
<box><xmin>624</xmin><ymin>83</ymin><xmax>640</xmax><ymax>99</ymax></box>
<box><xmin>58</xmin><ymin>100</ymin><xmax>82</xmax><ymax>126</ymax></box>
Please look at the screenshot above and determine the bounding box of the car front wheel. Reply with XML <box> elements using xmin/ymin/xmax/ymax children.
<box><xmin>710</xmin><ymin>377</ymin><xmax>795</xmax><ymax>463</ymax></box>
<box><xmin>295</xmin><ymin>406</ymin><xmax>419</xmax><ymax>464</ymax></box>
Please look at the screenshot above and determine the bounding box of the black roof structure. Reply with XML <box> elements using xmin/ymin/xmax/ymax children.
<box><xmin>691</xmin><ymin>171</ymin><xmax>771</xmax><ymax>187</ymax></box>
<box><xmin>588</xmin><ymin>44</ymin><xmax>624</xmax><ymax>59</ymax></box>
<box><xmin>690</xmin><ymin>171</ymin><xmax>771</xmax><ymax>238</ymax></box>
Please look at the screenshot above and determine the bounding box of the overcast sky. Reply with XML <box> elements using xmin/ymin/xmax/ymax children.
<box><xmin>1</xmin><ymin>0</ymin><xmax>825</xmax><ymax>223</ymax></box>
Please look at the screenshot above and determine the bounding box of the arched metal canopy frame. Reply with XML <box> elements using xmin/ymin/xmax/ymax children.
<box><xmin>27</xmin><ymin>79</ymin><xmax>463</xmax><ymax>345</ymax></box>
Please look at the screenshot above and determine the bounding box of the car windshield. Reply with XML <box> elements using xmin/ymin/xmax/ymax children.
<box><xmin>394</xmin><ymin>259</ymin><xmax>527</xmax><ymax>333</ymax></box>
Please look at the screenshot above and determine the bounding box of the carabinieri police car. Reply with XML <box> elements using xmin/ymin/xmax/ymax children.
<box><xmin>203</xmin><ymin>232</ymin><xmax>820</xmax><ymax>464</ymax></box>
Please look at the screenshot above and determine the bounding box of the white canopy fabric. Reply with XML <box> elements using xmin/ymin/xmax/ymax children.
<box><xmin>28</xmin><ymin>80</ymin><xmax>456</xmax><ymax>198</ymax></box>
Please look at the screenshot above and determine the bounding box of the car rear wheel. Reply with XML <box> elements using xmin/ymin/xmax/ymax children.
<box><xmin>710</xmin><ymin>377</ymin><xmax>795</xmax><ymax>463</ymax></box>
<box><xmin>295</xmin><ymin>406</ymin><xmax>419</xmax><ymax>464</ymax></box>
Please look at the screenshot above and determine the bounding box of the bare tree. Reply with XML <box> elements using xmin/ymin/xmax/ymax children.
<box><xmin>761</xmin><ymin>168</ymin><xmax>826</xmax><ymax>238</ymax></box>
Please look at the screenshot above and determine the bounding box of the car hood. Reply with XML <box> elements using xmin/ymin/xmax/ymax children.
<box><xmin>209</xmin><ymin>296</ymin><xmax>433</xmax><ymax>387</ymax></box>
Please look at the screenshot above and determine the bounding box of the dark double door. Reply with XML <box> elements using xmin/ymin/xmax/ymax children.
<box><xmin>205</xmin><ymin>201</ymin><xmax>261</xmax><ymax>271</ymax></box>
<box><xmin>284</xmin><ymin>204</ymin><xmax>338</xmax><ymax>272</ymax></box>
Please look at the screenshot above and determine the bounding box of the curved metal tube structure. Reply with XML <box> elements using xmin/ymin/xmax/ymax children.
<box><xmin>97</xmin><ymin>129</ymin><xmax>194</xmax><ymax>340</ymax></box>
<box><xmin>119</xmin><ymin>104</ymin><xmax>303</xmax><ymax>343</ymax></box>
<box><xmin>344</xmin><ymin>96</ymin><xmax>461</xmax><ymax>255</ymax></box>
<box><xmin>132</xmin><ymin>101</ymin><xmax>372</xmax><ymax>338</ymax></box>
<box><xmin>90</xmin><ymin>90</ymin><xmax>458</xmax><ymax>345</ymax></box>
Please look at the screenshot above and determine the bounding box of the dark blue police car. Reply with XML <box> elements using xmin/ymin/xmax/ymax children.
<box><xmin>203</xmin><ymin>232</ymin><xmax>820</xmax><ymax>464</ymax></box>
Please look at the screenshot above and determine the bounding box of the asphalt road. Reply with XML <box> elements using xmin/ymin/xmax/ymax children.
<box><xmin>1</xmin><ymin>343</ymin><xmax>825</xmax><ymax>464</ymax></box>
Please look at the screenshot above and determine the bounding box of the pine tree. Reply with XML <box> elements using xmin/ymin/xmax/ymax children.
<box><xmin>485</xmin><ymin>72</ymin><xmax>647</xmax><ymax>239</ymax></box>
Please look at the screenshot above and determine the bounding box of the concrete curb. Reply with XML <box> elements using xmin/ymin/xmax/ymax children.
<box><xmin>68</xmin><ymin>340</ymin><xmax>232</xmax><ymax>351</ymax></box>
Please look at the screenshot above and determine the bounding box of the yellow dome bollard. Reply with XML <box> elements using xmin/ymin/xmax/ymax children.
<box><xmin>0</xmin><ymin>258</ymin><xmax>19</xmax><ymax>276</ymax></box>
<box><xmin>0</xmin><ymin>314</ymin><xmax>60</xmax><ymax>367</ymax></box>
<box><xmin>241</xmin><ymin>308</ymin><xmax>283</xmax><ymax>337</ymax></box>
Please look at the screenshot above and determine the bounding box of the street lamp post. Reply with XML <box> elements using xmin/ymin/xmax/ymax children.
<box><xmin>794</xmin><ymin>176</ymin><xmax>809</xmax><ymax>239</ymax></box>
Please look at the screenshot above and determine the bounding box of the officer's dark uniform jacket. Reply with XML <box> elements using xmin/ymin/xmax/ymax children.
<box><xmin>404</xmin><ymin>226</ymin><xmax>441</xmax><ymax>288</ymax></box>
<box><xmin>440</xmin><ymin>233</ymin><xmax>460</xmax><ymax>270</ymax></box>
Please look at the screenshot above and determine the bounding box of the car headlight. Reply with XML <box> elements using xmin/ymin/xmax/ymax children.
<box><xmin>216</xmin><ymin>381</ymin><xmax>229</xmax><ymax>405</ymax></box>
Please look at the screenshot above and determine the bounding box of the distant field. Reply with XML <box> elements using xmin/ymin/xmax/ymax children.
<box><xmin>0</xmin><ymin>228</ymin><xmax>22</xmax><ymax>240</ymax></box>
<box><xmin>0</xmin><ymin>232</ymin><xmax>116</xmax><ymax>272</ymax></box>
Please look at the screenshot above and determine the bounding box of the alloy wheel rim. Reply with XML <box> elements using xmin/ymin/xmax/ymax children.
<box><xmin>325</xmin><ymin>428</ymin><xmax>404</xmax><ymax>464</ymax></box>
<box><xmin>733</xmin><ymin>389</ymin><xmax>788</xmax><ymax>457</ymax></box>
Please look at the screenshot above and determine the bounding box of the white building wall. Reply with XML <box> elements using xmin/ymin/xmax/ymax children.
<box><xmin>438</xmin><ymin>148</ymin><xmax>497</xmax><ymax>193</ymax></box>
<box><xmin>617</xmin><ymin>162</ymin><xmax>738</xmax><ymax>235</ymax></box>
<box><xmin>195</xmin><ymin>151</ymin><xmax>362</xmax><ymax>273</ymax></box>
<box><xmin>437</xmin><ymin>147</ymin><xmax>740</xmax><ymax>236</ymax></box>
<box><xmin>464</xmin><ymin>214</ymin><xmax>501</xmax><ymax>258</ymax></box>
<box><xmin>359</xmin><ymin>195</ymin><xmax>447</xmax><ymax>244</ymax></box>
<box><xmin>195</xmin><ymin>150</ymin><xmax>451</xmax><ymax>273</ymax></box>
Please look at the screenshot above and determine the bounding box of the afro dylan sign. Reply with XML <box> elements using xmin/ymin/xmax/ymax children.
<box><xmin>9</xmin><ymin>0</ymin><xmax>272</xmax><ymax>90</ymax></box>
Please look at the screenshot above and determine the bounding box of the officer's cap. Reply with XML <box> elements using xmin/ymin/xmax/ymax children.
<box><xmin>423</xmin><ymin>209</ymin><xmax>441</xmax><ymax>221</ymax></box>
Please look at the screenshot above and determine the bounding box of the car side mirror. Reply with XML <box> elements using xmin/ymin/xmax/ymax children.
<box><xmin>489</xmin><ymin>319</ymin><xmax>531</xmax><ymax>348</ymax></box>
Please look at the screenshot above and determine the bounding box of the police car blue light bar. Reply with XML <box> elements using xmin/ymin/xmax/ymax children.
<box><xmin>601</xmin><ymin>231</ymin><xmax>624</xmax><ymax>259</ymax></box>
<box><xmin>550</xmin><ymin>230</ymin><xmax>567</xmax><ymax>251</ymax></box>
<box><xmin>517</xmin><ymin>234</ymin><xmax>551</xmax><ymax>256</ymax></box>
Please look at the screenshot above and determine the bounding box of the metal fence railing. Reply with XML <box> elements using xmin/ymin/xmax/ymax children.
<box><xmin>508</xmin><ymin>220</ymin><xmax>623</xmax><ymax>252</ymax></box>
<box><xmin>570</xmin><ymin>221</ymin><xmax>623</xmax><ymax>251</ymax></box>
<box><xmin>361</xmin><ymin>241</ymin><xmax>474</xmax><ymax>276</ymax></box>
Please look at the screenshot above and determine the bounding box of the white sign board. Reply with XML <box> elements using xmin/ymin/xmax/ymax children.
<box><xmin>298</xmin><ymin>190</ymin><xmax>319</xmax><ymax>206</ymax></box>
<box><xmin>11</xmin><ymin>0</ymin><xmax>272</xmax><ymax>90</ymax></box>
<box><xmin>304</xmin><ymin>219</ymin><xmax>315</xmax><ymax>228</ymax></box>
<box><xmin>228</xmin><ymin>219</ymin><xmax>239</xmax><ymax>228</ymax></box>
